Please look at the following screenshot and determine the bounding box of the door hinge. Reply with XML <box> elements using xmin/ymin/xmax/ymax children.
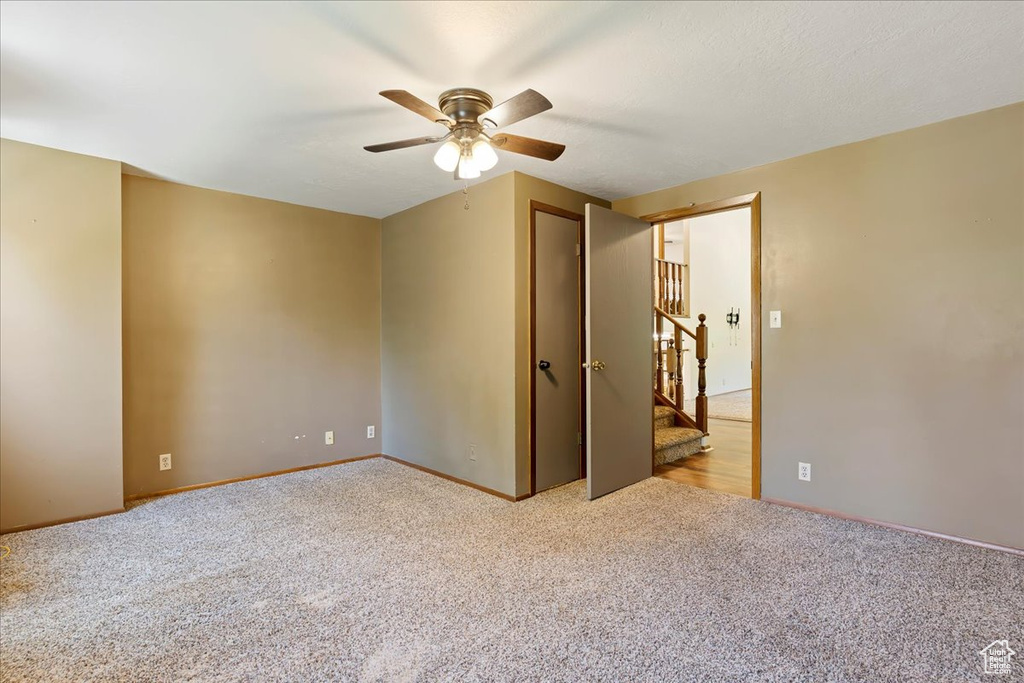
<box><xmin>577</xmin><ymin>432</ymin><xmax>583</xmax><ymax>446</ymax></box>
<box><xmin>576</xmin><ymin>243</ymin><xmax>581</xmax><ymax>256</ymax></box>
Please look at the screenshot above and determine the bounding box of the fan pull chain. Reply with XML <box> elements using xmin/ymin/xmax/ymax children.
<box><xmin>463</xmin><ymin>181</ymin><xmax>470</xmax><ymax>211</ymax></box>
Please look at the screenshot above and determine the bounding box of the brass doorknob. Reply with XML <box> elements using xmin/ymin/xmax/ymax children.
<box><xmin>591</xmin><ymin>360</ymin><xmax>606</xmax><ymax>371</ymax></box>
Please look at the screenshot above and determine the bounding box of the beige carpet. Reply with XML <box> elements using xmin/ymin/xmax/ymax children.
<box><xmin>1</xmin><ymin>458</ymin><xmax>1020</xmax><ymax>682</ymax></box>
<box><xmin>685</xmin><ymin>388</ymin><xmax>752</xmax><ymax>421</ymax></box>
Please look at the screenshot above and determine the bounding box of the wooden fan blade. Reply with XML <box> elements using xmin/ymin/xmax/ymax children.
<box><xmin>490</xmin><ymin>133</ymin><xmax>565</xmax><ymax>161</ymax></box>
<box><xmin>480</xmin><ymin>89</ymin><xmax>552</xmax><ymax>128</ymax></box>
<box><xmin>364</xmin><ymin>136</ymin><xmax>444</xmax><ymax>153</ymax></box>
<box><xmin>380</xmin><ymin>90</ymin><xmax>452</xmax><ymax>126</ymax></box>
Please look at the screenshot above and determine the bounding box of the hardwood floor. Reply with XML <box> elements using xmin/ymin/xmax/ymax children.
<box><xmin>655</xmin><ymin>418</ymin><xmax>752</xmax><ymax>497</ymax></box>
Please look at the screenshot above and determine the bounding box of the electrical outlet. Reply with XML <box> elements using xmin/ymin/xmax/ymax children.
<box><xmin>798</xmin><ymin>462</ymin><xmax>811</xmax><ymax>481</ymax></box>
<box><xmin>366</xmin><ymin>425</ymin><xmax>375</xmax><ymax>439</ymax></box>
<box><xmin>468</xmin><ymin>444</ymin><xmax>477</xmax><ymax>461</ymax></box>
<box><xmin>159</xmin><ymin>453</ymin><xmax>172</xmax><ymax>471</ymax></box>
<box><xmin>325</xmin><ymin>431</ymin><xmax>334</xmax><ymax>445</ymax></box>
<box><xmin>770</xmin><ymin>310</ymin><xmax>783</xmax><ymax>328</ymax></box>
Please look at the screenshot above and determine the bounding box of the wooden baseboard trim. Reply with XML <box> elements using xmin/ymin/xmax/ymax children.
<box><xmin>124</xmin><ymin>454</ymin><xmax>381</xmax><ymax>503</ymax></box>
<box><xmin>762</xmin><ymin>497</ymin><xmax>1023</xmax><ymax>556</ymax></box>
<box><xmin>381</xmin><ymin>455</ymin><xmax>517</xmax><ymax>502</ymax></box>
<box><xmin>1</xmin><ymin>507</ymin><xmax>125</xmax><ymax>535</ymax></box>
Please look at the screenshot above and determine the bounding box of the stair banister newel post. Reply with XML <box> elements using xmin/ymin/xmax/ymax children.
<box><xmin>695</xmin><ymin>313</ymin><xmax>708</xmax><ymax>435</ymax></box>
<box><xmin>652</xmin><ymin>303</ymin><xmax>705</xmax><ymax>433</ymax></box>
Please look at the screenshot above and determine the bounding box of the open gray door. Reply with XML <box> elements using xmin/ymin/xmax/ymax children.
<box><xmin>584</xmin><ymin>204</ymin><xmax>653</xmax><ymax>500</ymax></box>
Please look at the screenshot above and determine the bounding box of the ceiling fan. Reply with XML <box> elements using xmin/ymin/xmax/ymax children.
<box><xmin>364</xmin><ymin>88</ymin><xmax>566</xmax><ymax>179</ymax></box>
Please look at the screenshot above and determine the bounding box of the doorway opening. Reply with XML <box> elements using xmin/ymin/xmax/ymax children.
<box><xmin>643</xmin><ymin>193</ymin><xmax>762</xmax><ymax>499</ymax></box>
<box><xmin>529</xmin><ymin>201</ymin><xmax>586</xmax><ymax>495</ymax></box>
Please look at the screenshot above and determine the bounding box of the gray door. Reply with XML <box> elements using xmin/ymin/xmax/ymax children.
<box><xmin>534</xmin><ymin>211</ymin><xmax>582</xmax><ymax>492</ymax></box>
<box><xmin>585</xmin><ymin>204</ymin><xmax>653</xmax><ymax>500</ymax></box>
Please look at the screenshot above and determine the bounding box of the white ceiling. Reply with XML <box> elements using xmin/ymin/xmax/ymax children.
<box><xmin>2</xmin><ymin>1</ymin><xmax>1022</xmax><ymax>219</ymax></box>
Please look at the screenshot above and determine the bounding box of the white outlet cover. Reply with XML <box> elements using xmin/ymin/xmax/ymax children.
<box><xmin>770</xmin><ymin>310</ymin><xmax>782</xmax><ymax>328</ymax></box>
<box><xmin>325</xmin><ymin>431</ymin><xmax>334</xmax><ymax>445</ymax></box>
<box><xmin>469</xmin><ymin>444</ymin><xmax>477</xmax><ymax>461</ymax></box>
<box><xmin>798</xmin><ymin>462</ymin><xmax>811</xmax><ymax>481</ymax></box>
<box><xmin>159</xmin><ymin>453</ymin><xmax>172</xmax><ymax>471</ymax></box>
<box><xmin>367</xmin><ymin>425</ymin><xmax>375</xmax><ymax>439</ymax></box>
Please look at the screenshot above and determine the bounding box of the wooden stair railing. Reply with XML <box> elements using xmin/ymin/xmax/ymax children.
<box><xmin>653</xmin><ymin>308</ymin><xmax>708</xmax><ymax>435</ymax></box>
<box><xmin>656</xmin><ymin>258</ymin><xmax>685</xmax><ymax>316</ymax></box>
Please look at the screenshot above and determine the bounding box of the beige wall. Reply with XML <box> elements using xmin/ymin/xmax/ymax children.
<box><xmin>382</xmin><ymin>172</ymin><xmax>607</xmax><ymax>497</ymax></box>
<box><xmin>381</xmin><ymin>174</ymin><xmax>517</xmax><ymax>494</ymax></box>
<box><xmin>512</xmin><ymin>173</ymin><xmax>609</xmax><ymax>496</ymax></box>
<box><xmin>123</xmin><ymin>176</ymin><xmax>381</xmax><ymax>496</ymax></box>
<box><xmin>613</xmin><ymin>103</ymin><xmax>1024</xmax><ymax>549</ymax></box>
<box><xmin>0</xmin><ymin>139</ymin><xmax>124</xmax><ymax>532</ymax></box>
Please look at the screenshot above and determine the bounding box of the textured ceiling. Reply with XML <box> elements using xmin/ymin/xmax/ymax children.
<box><xmin>2</xmin><ymin>1</ymin><xmax>1022</xmax><ymax>219</ymax></box>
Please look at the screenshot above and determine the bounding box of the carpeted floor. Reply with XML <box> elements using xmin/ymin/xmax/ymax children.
<box><xmin>686</xmin><ymin>388</ymin><xmax>752</xmax><ymax>422</ymax></box>
<box><xmin>1</xmin><ymin>458</ymin><xmax>1020</xmax><ymax>682</ymax></box>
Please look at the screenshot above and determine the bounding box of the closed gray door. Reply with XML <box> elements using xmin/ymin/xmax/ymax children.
<box><xmin>585</xmin><ymin>204</ymin><xmax>653</xmax><ymax>500</ymax></box>
<box><xmin>534</xmin><ymin>211</ymin><xmax>581</xmax><ymax>492</ymax></box>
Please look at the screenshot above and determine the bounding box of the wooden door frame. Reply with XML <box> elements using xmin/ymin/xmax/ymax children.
<box><xmin>641</xmin><ymin>192</ymin><xmax>762</xmax><ymax>499</ymax></box>
<box><xmin>529</xmin><ymin>201</ymin><xmax>587</xmax><ymax>496</ymax></box>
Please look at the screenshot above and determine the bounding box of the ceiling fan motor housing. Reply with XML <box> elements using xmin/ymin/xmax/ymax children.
<box><xmin>438</xmin><ymin>88</ymin><xmax>493</xmax><ymax>126</ymax></box>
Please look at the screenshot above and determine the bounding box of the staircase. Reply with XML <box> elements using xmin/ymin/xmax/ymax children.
<box><xmin>654</xmin><ymin>406</ymin><xmax>705</xmax><ymax>465</ymax></box>
<box><xmin>652</xmin><ymin>256</ymin><xmax>710</xmax><ymax>466</ymax></box>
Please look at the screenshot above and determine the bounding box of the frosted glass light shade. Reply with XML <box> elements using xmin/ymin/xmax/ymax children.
<box><xmin>433</xmin><ymin>140</ymin><xmax>461</xmax><ymax>172</ymax></box>
<box><xmin>471</xmin><ymin>139</ymin><xmax>498</xmax><ymax>171</ymax></box>
<box><xmin>456</xmin><ymin>152</ymin><xmax>480</xmax><ymax>179</ymax></box>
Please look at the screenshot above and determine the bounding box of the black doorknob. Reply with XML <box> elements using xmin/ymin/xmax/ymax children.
<box><xmin>538</xmin><ymin>360</ymin><xmax>551</xmax><ymax>371</ymax></box>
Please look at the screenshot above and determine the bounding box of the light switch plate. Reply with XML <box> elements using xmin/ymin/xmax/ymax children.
<box><xmin>367</xmin><ymin>425</ymin><xmax>375</xmax><ymax>439</ymax></box>
<box><xmin>770</xmin><ymin>310</ymin><xmax>782</xmax><ymax>328</ymax></box>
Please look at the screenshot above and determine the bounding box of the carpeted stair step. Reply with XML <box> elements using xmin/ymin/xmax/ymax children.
<box><xmin>654</xmin><ymin>405</ymin><xmax>676</xmax><ymax>429</ymax></box>
<box><xmin>654</xmin><ymin>426</ymin><xmax>704</xmax><ymax>466</ymax></box>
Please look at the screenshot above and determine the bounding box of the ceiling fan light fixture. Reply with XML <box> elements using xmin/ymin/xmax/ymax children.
<box><xmin>471</xmin><ymin>138</ymin><xmax>498</xmax><ymax>171</ymax></box>
<box><xmin>456</xmin><ymin>150</ymin><xmax>480</xmax><ymax>179</ymax></box>
<box><xmin>367</xmin><ymin>88</ymin><xmax>563</xmax><ymax>181</ymax></box>
<box><xmin>433</xmin><ymin>139</ymin><xmax>461</xmax><ymax>172</ymax></box>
